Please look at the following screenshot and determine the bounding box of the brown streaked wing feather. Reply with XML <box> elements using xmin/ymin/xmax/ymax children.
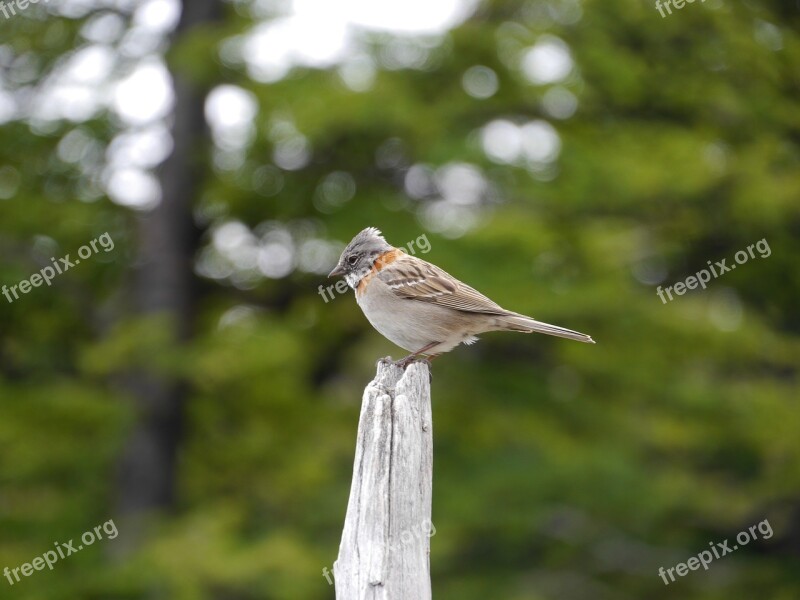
<box><xmin>377</xmin><ymin>254</ymin><xmax>509</xmax><ymax>315</ymax></box>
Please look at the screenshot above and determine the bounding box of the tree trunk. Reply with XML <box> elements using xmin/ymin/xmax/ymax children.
<box><xmin>116</xmin><ymin>0</ymin><xmax>222</xmax><ymax>516</ymax></box>
<box><xmin>335</xmin><ymin>362</ymin><xmax>434</xmax><ymax>600</ymax></box>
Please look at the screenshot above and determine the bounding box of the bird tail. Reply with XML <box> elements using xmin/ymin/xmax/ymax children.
<box><xmin>495</xmin><ymin>313</ymin><xmax>595</xmax><ymax>344</ymax></box>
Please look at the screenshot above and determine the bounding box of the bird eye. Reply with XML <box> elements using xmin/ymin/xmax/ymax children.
<box><xmin>348</xmin><ymin>255</ymin><xmax>358</xmax><ymax>265</ymax></box>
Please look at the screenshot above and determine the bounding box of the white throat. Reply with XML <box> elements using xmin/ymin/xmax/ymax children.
<box><xmin>345</xmin><ymin>261</ymin><xmax>379</xmax><ymax>290</ymax></box>
<box><xmin>345</xmin><ymin>271</ymin><xmax>361</xmax><ymax>290</ymax></box>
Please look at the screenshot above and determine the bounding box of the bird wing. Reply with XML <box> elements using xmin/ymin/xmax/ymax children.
<box><xmin>377</xmin><ymin>253</ymin><xmax>509</xmax><ymax>315</ymax></box>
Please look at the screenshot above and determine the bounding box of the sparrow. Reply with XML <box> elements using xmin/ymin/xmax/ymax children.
<box><xmin>329</xmin><ymin>227</ymin><xmax>594</xmax><ymax>367</ymax></box>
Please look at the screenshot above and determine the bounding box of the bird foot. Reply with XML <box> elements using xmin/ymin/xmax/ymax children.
<box><xmin>394</xmin><ymin>354</ymin><xmax>431</xmax><ymax>369</ymax></box>
<box><xmin>377</xmin><ymin>354</ymin><xmax>428</xmax><ymax>369</ymax></box>
<box><xmin>376</xmin><ymin>356</ymin><xmax>433</xmax><ymax>384</ymax></box>
<box><xmin>377</xmin><ymin>356</ymin><xmax>394</xmax><ymax>367</ymax></box>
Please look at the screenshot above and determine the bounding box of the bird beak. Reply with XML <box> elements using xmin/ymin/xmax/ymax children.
<box><xmin>328</xmin><ymin>265</ymin><xmax>345</xmax><ymax>278</ymax></box>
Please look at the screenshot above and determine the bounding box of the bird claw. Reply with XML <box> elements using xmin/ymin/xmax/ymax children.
<box><xmin>393</xmin><ymin>355</ymin><xmax>421</xmax><ymax>369</ymax></box>
<box><xmin>378</xmin><ymin>355</ymin><xmax>434</xmax><ymax>383</ymax></box>
<box><xmin>393</xmin><ymin>357</ymin><xmax>415</xmax><ymax>369</ymax></box>
<box><xmin>377</xmin><ymin>356</ymin><xmax>419</xmax><ymax>369</ymax></box>
<box><xmin>393</xmin><ymin>355</ymin><xmax>433</xmax><ymax>372</ymax></box>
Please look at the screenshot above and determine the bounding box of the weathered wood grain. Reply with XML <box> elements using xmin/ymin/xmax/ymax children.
<box><xmin>334</xmin><ymin>361</ymin><xmax>433</xmax><ymax>600</ymax></box>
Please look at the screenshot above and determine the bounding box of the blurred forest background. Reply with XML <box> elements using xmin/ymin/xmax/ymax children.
<box><xmin>1</xmin><ymin>0</ymin><xmax>799</xmax><ymax>598</ymax></box>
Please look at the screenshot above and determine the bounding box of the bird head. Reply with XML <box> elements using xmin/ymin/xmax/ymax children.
<box><xmin>329</xmin><ymin>227</ymin><xmax>393</xmax><ymax>288</ymax></box>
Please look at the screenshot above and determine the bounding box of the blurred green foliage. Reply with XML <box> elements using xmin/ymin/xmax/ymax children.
<box><xmin>1</xmin><ymin>0</ymin><xmax>799</xmax><ymax>599</ymax></box>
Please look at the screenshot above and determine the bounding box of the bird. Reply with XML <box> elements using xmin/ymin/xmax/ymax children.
<box><xmin>328</xmin><ymin>227</ymin><xmax>595</xmax><ymax>367</ymax></box>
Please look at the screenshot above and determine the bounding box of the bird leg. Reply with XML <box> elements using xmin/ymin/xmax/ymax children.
<box><xmin>393</xmin><ymin>341</ymin><xmax>441</xmax><ymax>369</ymax></box>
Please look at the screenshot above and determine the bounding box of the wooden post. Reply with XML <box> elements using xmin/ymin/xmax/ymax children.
<box><xmin>334</xmin><ymin>361</ymin><xmax>433</xmax><ymax>600</ymax></box>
